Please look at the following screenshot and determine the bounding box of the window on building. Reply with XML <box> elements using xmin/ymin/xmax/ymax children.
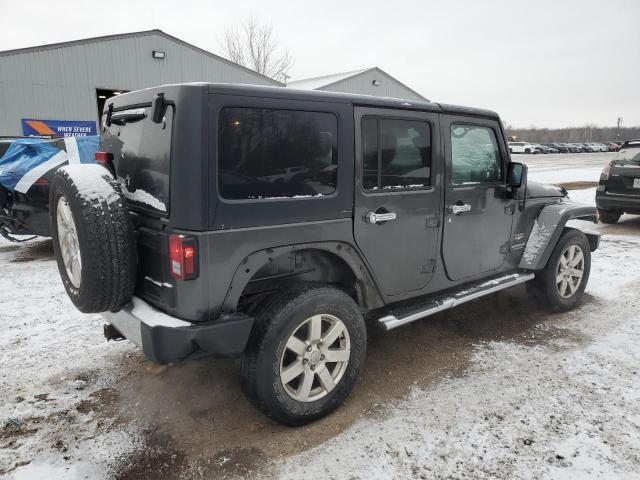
<box><xmin>362</xmin><ymin>117</ymin><xmax>431</xmax><ymax>191</ymax></box>
<box><xmin>450</xmin><ymin>125</ymin><xmax>502</xmax><ymax>185</ymax></box>
<box><xmin>218</xmin><ymin>107</ymin><xmax>337</xmax><ymax>200</ymax></box>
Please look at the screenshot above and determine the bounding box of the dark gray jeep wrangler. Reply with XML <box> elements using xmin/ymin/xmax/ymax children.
<box><xmin>50</xmin><ymin>83</ymin><xmax>599</xmax><ymax>425</ymax></box>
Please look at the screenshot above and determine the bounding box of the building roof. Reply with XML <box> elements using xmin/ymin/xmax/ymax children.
<box><xmin>287</xmin><ymin>68</ymin><xmax>371</xmax><ymax>90</ymax></box>
<box><xmin>0</xmin><ymin>29</ymin><xmax>282</xmax><ymax>86</ymax></box>
<box><xmin>288</xmin><ymin>66</ymin><xmax>428</xmax><ymax>102</ymax></box>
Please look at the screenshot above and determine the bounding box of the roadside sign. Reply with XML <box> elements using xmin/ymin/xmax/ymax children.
<box><xmin>21</xmin><ymin>119</ymin><xmax>97</xmax><ymax>137</ymax></box>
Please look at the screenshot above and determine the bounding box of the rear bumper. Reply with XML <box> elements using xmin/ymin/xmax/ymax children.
<box><xmin>101</xmin><ymin>297</ymin><xmax>254</xmax><ymax>364</ymax></box>
<box><xmin>596</xmin><ymin>189</ymin><xmax>640</xmax><ymax>213</ymax></box>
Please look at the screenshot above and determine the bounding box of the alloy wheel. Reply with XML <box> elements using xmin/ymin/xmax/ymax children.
<box><xmin>556</xmin><ymin>244</ymin><xmax>584</xmax><ymax>298</ymax></box>
<box><xmin>57</xmin><ymin>196</ymin><xmax>82</xmax><ymax>288</ymax></box>
<box><xmin>279</xmin><ymin>314</ymin><xmax>351</xmax><ymax>402</ymax></box>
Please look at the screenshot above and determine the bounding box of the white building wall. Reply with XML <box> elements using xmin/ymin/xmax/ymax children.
<box><xmin>319</xmin><ymin>69</ymin><xmax>426</xmax><ymax>102</ymax></box>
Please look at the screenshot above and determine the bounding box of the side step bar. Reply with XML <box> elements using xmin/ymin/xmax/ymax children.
<box><xmin>378</xmin><ymin>271</ymin><xmax>535</xmax><ymax>331</ymax></box>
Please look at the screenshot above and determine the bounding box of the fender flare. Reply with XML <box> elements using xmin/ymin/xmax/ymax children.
<box><xmin>519</xmin><ymin>200</ymin><xmax>599</xmax><ymax>271</ymax></box>
<box><xmin>221</xmin><ymin>241</ymin><xmax>385</xmax><ymax>314</ymax></box>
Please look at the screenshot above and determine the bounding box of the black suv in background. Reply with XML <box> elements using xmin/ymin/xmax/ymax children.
<box><xmin>596</xmin><ymin>139</ymin><xmax>640</xmax><ymax>223</ymax></box>
<box><xmin>48</xmin><ymin>83</ymin><xmax>599</xmax><ymax>425</ymax></box>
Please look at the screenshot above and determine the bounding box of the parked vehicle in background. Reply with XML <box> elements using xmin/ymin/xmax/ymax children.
<box><xmin>566</xmin><ymin>143</ymin><xmax>584</xmax><ymax>153</ymax></box>
<box><xmin>565</xmin><ymin>144</ymin><xmax>578</xmax><ymax>152</ymax></box>
<box><xmin>534</xmin><ymin>144</ymin><xmax>554</xmax><ymax>154</ymax></box>
<box><xmin>576</xmin><ymin>143</ymin><xmax>597</xmax><ymax>153</ymax></box>
<box><xmin>508</xmin><ymin>142</ymin><xmax>536</xmax><ymax>153</ymax></box>
<box><xmin>0</xmin><ymin>136</ymin><xmax>98</xmax><ymax>240</ymax></box>
<box><xmin>546</xmin><ymin>143</ymin><xmax>569</xmax><ymax>153</ymax></box>
<box><xmin>596</xmin><ymin>140</ymin><xmax>640</xmax><ymax>223</ymax></box>
<box><xmin>47</xmin><ymin>83</ymin><xmax>600</xmax><ymax>425</ymax></box>
<box><xmin>591</xmin><ymin>143</ymin><xmax>609</xmax><ymax>152</ymax></box>
<box><xmin>606</xmin><ymin>142</ymin><xmax>621</xmax><ymax>152</ymax></box>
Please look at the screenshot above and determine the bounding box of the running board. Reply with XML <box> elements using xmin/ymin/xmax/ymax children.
<box><xmin>378</xmin><ymin>271</ymin><xmax>535</xmax><ymax>331</ymax></box>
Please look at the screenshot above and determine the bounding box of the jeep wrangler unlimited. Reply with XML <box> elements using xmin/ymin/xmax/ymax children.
<box><xmin>49</xmin><ymin>83</ymin><xmax>599</xmax><ymax>425</ymax></box>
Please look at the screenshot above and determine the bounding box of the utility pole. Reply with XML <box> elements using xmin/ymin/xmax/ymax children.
<box><xmin>617</xmin><ymin>117</ymin><xmax>623</xmax><ymax>141</ymax></box>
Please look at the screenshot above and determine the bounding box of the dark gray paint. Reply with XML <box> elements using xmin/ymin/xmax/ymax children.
<box><xmin>441</xmin><ymin>114</ymin><xmax>515</xmax><ymax>280</ymax></box>
<box><xmin>101</xmin><ymin>83</ymin><xmax>599</xmax><ymax>326</ymax></box>
<box><xmin>353</xmin><ymin>107</ymin><xmax>441</xmax><ymax>296</ymax></box>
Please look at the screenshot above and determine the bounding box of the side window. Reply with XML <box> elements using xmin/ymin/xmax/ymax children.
<box><xmin>218</xmin><ymin>107</ymin><xmax>337</xmax><ymax>200</ymax></box>
<box><xmin>362</xmin><ymin>117</ymin><xmax>431</xmax><ymax>191</ymax></box>
<box><xmin>450</xmin><ymin>124</ymin><xmax>502</xmax><ymax>185</ymax></box>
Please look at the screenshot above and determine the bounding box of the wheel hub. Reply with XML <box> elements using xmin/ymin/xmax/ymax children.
<box><xmin>279</xmin><ymin>314</ymin><xmax>351</xmax><ymax>403</ymax></box>
<box><xmin>56</xmin><ymin>196</ymin><xmax>82</xmax><ymax>288</ymax></box>
<box><xmin>308</xmin><ymin>349</ymin><xmax>322</xmax><ymax>366</ymax></box>
<box><xmin>556</xmin><ymin>244</ymin><xmax>584</xmax><ymax>299</ymax></box>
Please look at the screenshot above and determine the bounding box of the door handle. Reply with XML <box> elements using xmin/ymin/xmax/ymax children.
<box><xmin>448</xmin><ymin>203</ymin><xmax>472</xmax><ymax>215</ymax></box>
<box><xmin>366</xmin><ymin>211</ymin><xmax>397</xmax><ymax>224</ymax></box>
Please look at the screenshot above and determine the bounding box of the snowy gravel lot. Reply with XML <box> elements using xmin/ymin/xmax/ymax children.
<box><xmin>2</xmin><ymin>152</ymin><xmax>640</xmax><ymax>479</ymax></box>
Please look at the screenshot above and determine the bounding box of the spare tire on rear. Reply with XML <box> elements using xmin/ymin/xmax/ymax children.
<box><xmin>50</xmin><ymin>164</ymin><xmax>136</xmax><ymax>313</ymax></box>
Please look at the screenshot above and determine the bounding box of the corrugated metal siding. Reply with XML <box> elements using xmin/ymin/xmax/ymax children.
<box><xmin>0</xmin><ymin>32</ymin><xmax>277</xmax><ymax>135</ymax></box>
<box><xmin>320</xmin><ymin>70</ymin><xmax>426</xmax><ymax>102</ymax></box>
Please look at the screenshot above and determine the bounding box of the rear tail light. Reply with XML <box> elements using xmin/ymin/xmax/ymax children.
<box><xmin>600</xmin><ymin>164</ymin><xmax>611</xmax><ymax>181</ymax></box>
<box><xmin>95</xmin><ymin>151</ymin><xmax>113</xmax><ymax>164</ymax></box>
<box><xmin>95</xmin><ymin>151</ymin><xmax>115</xmax><ymax>176</ymax></box>
<box><xmin>169</xmin><ymin>234</ymin><xmax>198</xmax><ymax>280</ymax></box>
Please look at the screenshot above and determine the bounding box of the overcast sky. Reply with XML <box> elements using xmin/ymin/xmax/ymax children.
<box><xmin>2</xmin><ymin>0</ymin><xmax>638</xmax><ymax>128</ymax></box>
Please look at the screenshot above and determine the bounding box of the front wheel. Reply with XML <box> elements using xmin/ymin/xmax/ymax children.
<box><xmin>239</xmin><ymin>283</ymin><xmax>366</xmax><ymax>425</ymax></box>
<box><xmin>534</xmin><ymin>229</ymin><xmax>591</xmax><ymax>312</ymax></box>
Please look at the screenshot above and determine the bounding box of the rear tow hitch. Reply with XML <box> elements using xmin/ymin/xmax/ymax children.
<box><xmin>103</xmin><ymin>324</ymin><xmax>125</xmax><ymax>341</ymax></box>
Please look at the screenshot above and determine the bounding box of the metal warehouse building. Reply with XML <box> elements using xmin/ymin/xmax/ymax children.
<box><xmin>288</xmin><ymin>67</ymin><xmax>429</xmax><ymax>103</ymax></box>
<box><xmin>0</xmin><ymin>29</ymin><xmax>281</xmax><ymax>137</ymax></box>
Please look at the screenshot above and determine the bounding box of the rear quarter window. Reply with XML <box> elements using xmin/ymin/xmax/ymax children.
<box><xmin>218</xmin><ymin>107</ymin><xmax>337</xmax><ymax>200</ymax></box>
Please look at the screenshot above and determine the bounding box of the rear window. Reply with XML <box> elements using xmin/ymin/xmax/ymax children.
<box><xmin>218</xmin><ymin>107</ymin><xmax>337</xmax><ymax>200</ymax></box>
<box><xmin>362</xmin><ymin>117</ymin><xmax>432</xmax><ymax>190</ymax></box>
<box><xmin>103</xmin><ymin>106</ymin><xmax>172</xmax><ymax>214</ymax></box>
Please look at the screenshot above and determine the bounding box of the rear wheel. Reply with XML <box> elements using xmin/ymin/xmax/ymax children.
<box><xmin>239</xmin><ymin>283</ymin><xmax>366</xmax><ymax>425</ymax></box>
<box><xmin>534</xmin><ymin>229</ymin><xmax>591</xmax><ymax>312</ymax></box>
<box><xmin>597</xmin><ymin>208</ymin><xmax>621</xmax><ymax>224</ymax></box>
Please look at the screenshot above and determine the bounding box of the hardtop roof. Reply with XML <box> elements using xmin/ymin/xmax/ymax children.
<box><xmin>109</xmin><ymin>82</ymin><xmax>501</xmax><ymax>120</ymax></box>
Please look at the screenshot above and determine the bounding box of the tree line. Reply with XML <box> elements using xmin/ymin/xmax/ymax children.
<box><xmin>505</xmin><ymin>125</ymin><xmax>640</xmax><ymax>144</ymax></box>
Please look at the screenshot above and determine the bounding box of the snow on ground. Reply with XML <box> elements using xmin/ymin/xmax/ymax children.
<box><xmin>2</xmin><ymin>151</ymin><xmax>640</xmax><ymax>479</ymax></box>
<box><xmin>523</xmin><ymin>152</ymin><xmax>612</xmax><ymax>186</ymax></box>
<box><xmin>0</xmin><ymin>238</ymin><xmax>141</xmax><ymax>478</ymax></box>
<box><xmin>273</xmin><ymin>235</ymin><xmax>640</xmax><ymax>479</ymax></box>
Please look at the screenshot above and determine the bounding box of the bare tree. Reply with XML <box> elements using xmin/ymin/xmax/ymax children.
<box><xmin>221</xmin><ymin>16</ymin><xmax>294</xmax><ymax>83</ymax></box>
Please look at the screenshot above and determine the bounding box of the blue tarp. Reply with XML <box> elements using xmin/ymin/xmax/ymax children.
<box><xmin>0</xmin><ymin>136</ymin><xmax>99</xmax><ymax>192</ymax></box>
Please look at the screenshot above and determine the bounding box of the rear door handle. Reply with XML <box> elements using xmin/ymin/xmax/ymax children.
<box><xmin>448</xmin><ymin>204</ymin><xmax>472</xmax><ymax>215</ymax></box>
<box><xmin>366</xmin><ymin>211</ymin><xmax>397</xmax><ymax>224</ymax></box>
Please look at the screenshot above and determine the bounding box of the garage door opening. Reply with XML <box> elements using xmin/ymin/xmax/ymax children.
<box><xmin>96</xmin><ymin>88</ymin><xmax>129</xmax><ymax>120</ymax></box>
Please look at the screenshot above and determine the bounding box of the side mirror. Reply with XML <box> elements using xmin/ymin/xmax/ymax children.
<box><xmin>507</xmin><ymin>161</ymin><xmax>527</xmax><ymax>189</ymax></box>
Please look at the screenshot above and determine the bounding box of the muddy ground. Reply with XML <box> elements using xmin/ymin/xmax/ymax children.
<box><xmin>2</xmin><ymin>152</ymin><xmax>640</xmax><ymax>479</ymax></box>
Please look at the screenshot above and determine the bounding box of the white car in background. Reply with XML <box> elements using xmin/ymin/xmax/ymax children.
<box><xmin>508</xmin><ymin>142</ymin><xmax>537</xmax><ymax>154</ymax></box>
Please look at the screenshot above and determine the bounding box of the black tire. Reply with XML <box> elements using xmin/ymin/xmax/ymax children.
<box><xmin>597</xmin><ymin>208</ymin><xmax>621</xmax><ymax>224</ymax></box>
<box><xmin>534</xmin><ymin>229</ymin><xmax>591</xmax><ymax>312</ymax></box>
<box><xmin>239</xmin><ymin>283</ymin><xmax>366</xmax><ymax>426</ymax></box>
<box><xmin>50</xmin><ymin>164</ymin><xmax>136</xmax><ymax>313</ymax></box>
<box><xmin>525</xmin><ymin>148</ymin><xmax>531</xmax><ymax>153</ymax></box>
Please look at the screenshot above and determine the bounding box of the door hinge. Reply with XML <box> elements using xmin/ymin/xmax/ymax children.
<box><xmin>504</xmin><ymin>203</ymin><xmax>516</xmax><ymax>215</ymax></box>
<box><xmin>425</xmin><ymin>214</ymin><xmax>439</xmax><ymax>228</ymax></box>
